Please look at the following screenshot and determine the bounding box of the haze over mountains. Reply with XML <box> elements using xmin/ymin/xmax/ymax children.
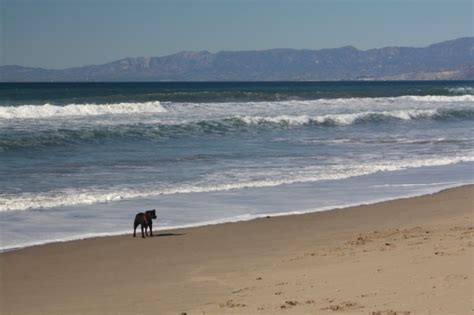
<box><xmin>1</xmin><ymin>37</ymin><xmax>473</xmax><ymax>82</ymax></box>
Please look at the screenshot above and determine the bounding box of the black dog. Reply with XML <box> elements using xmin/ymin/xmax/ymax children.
<box><xmin>133</xmin><ymin>209</ymin><xmax>157</xmax><ymax>238</ymax></box>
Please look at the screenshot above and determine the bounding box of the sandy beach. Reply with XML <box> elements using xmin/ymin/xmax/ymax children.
<box><xmin>1</xmin><ymin>185</ymin><xmax>473</xmax><ymax>315</ymax></box>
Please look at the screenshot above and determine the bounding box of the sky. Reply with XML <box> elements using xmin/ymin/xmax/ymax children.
<box><xmin>1</xmin><ymin>0</ymin><xmax>473</xmax><ymax>69</ymax></box>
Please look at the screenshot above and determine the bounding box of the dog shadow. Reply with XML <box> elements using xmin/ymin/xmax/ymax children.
<box><xmin>152</xmin><ymin>233</ymin><xmax>185</xmax><ymax>237</ymax></box>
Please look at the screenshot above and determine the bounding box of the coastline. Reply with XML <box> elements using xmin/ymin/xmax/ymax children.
<box><xmin>1</xmin><ymin>181</ymin><xmax>471</xmax><ymax>253</ymax></box>
<box><xmin>1</xmin><ymin>185</ymin><xmax>473</xmax><ymax>314</ymax></box>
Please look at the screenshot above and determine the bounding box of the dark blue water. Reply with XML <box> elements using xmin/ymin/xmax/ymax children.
<box><xmin>1</xmin><ymin>81</ymin><xmax>472</xmax><ymax>105</ymax></box>
<box><xmin>1</xmin><ymin>81</ymin><xmax>473</xmax><ymax>250</ymax></box>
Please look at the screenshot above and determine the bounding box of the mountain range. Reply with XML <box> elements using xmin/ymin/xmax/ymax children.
<box><xmin>1</xmin><ymin>37</ymin><xmax>473</xmax><ymax>82</ymax></box>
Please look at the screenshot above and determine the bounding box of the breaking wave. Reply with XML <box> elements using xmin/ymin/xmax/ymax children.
<box><xmin>238</xmin><ymin>108</ymin><xmax>474</xmax><ymax>126</ymax></box>
<box><xmin>447</xmin><ymin>87</ymin><xmax>474</xmax><ymax>95</ymax></box>
<box><xmin>1</xmin><ymin>94</ymin><xmax>474</xmax><ymax>120</ymax></box>
<box><xmin>1</xmin><ymin>108</ymin><xmax>473</xmax><ymax>150</ymax></box>
<box><xmin>399</xmin><ymin>94</ymin><xmax>474</xmax><ymax>102</ymax></box>
<box><xmin>0</xmin><ymin>101</ymin><xmax>167</xmax><ymax>119</ymax></box>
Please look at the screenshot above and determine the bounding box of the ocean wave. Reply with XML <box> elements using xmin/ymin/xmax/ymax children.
<box><xmin>0</xmin><ymin>101</ymin><xmax>167</xmax><ymax>119</ymax></box>
<box><xmin>1</xmin><ymin>154</ymin><xmax>473</xmax><ymax>211</ymax></box>
<box><xmin>399</xmin><ymin>94</ymin><xmax>474</xmax><ymax>102</ymax></box>
<box><xmin>1</xmin><ymin>108</ymin><xmax>473</xmax><ymax>150</ymax></box>
<box><xmin>447</xmin><ymin>87</ymin><xmax>474</xmax><ymax>95</ymax></box>
<box><xmin>238</xmin><ymin>108</ymin><xmax>474</xmax><ymax>126</ymax></box>
<box><xmin>274</xmin><ymin>136</ymin><xmax>472</xmax><ymax>145</ymax></box>
<box><xmin>1</xmin><ymin>94</ymin><xmax>473</xmax><ymax>121</ymax></box>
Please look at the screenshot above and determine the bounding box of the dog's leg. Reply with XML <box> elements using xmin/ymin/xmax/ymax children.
<box><xmin>133</xmin><ymin>221</ymin><xmax>139</xmax><ymax>237</ymax></box>
<box><xmin>149</xmin><ymin>222</ymin><xmax>153</xmax><ymax>237</ymax></box>
<box><xmin>145</xmin><ymin>225</ymin><xmax>149</xmax><ymax>237</ymax></box>
<box><xmin>141</xmin><ymin>224</ymin><xmax>145</xmax><ymax>238</ymax></box>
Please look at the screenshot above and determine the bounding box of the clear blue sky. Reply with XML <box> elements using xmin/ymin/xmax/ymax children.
<box><xmin>1</xmin><ymin>0</ymin><xmax>472</xmax><ymax>69</ymax></box>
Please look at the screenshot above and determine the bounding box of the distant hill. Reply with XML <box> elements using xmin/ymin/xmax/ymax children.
<box><xmin>1</xmin><ymin>37</ymin><xmax>473</xmax><ymax>82</ymax></box>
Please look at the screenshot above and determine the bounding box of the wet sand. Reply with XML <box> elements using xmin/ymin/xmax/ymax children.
<box><xmin>1</xmin><ymin>185</ymin><xmax>473</xmax><ymax>315</ymax></box>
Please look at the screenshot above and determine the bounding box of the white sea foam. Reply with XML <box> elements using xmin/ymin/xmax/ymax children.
<box><xmin>184</xmin><ymin>94</ymin><xmax>474</xmax><ymax>112</ymax></box>
<box><xmin>274</xmin><ymin>136</ymin><xmax>471</xmax><ymax>145</ymax></box>
<box><xmin>400</xmin><ymin>95</ymin><xmax>474</xmax><ymax>102</ymax></box>
<box><xmin>238</xmin><ymin>109</ymin><xmax>454</xmax><ymax>126</ymax></box>
<box><xmin>0</xmin><ymin>101</ymin><xmax>167</xmax><ymax>119</ymax></box>
<box><xmin>2</xmin><ymin>154</ymin><xmax>473</xmax><ymax>212</ymax></box>
<box><xmin>2</xmin><ymin>94</ymin><xmax>473</xmax><ymax>122</ymax></box>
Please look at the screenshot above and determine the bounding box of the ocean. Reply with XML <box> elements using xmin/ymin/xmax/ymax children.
<box><xmin>1</xmin><ymin>81</ymin><xmax>473</xmax><ymax>251</ymax></box>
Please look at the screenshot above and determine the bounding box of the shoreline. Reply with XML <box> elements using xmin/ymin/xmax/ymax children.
<box><xmin>1</xmin><ymin>182</ymin><xmax>471</xmax><ymax>253</ymax></box>
<box><xmin>1</xmin><ymin>185</ymin><xmax>473</xmax><ymax>314</ymax></box>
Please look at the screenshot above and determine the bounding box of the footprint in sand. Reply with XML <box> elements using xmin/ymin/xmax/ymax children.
<box><xmin>322</xmin><ymin>301</ymin><xmax>363</xmax><ymax>311</ymax></box>
<box><xmin>280</xmin><ymin>300</ymin><xmax>298</xmax><ymax>309</ymax></box>
<box><xmin>219</xmin><ymin>299</ymin><xmax>246</xmax><ymax>308</ymax></box>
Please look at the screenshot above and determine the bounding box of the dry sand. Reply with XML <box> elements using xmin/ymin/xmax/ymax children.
<box><xmin>1</xmin><ymin>185</ymin><xmax>473</xmax><ymax>315</ymax></box>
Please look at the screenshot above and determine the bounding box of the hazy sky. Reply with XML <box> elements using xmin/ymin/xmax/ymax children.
<box><xmin>1</xmin><ymin>0</ymin><xmax>472</xmax><ymax>69</ymax></box>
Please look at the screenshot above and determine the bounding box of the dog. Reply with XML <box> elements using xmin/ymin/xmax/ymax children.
<box><xmin>133</xmin><ymin>209</ymin><xmax>157</xmax><ymax>238</ymax></box>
